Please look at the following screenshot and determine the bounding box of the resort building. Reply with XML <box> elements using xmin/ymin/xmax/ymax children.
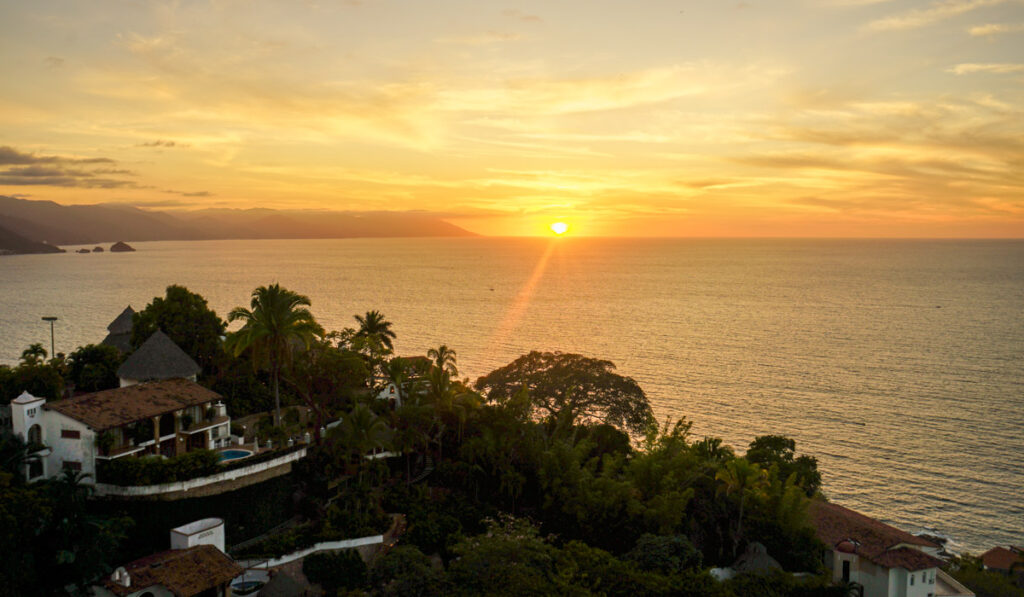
<box><xmin>811</xmin><ymin>501</ymin><xmax>974</xmax><ymax>597</ymax></box>
<box><xmin>9</xmin><ymin>378</ymin><xmax>231</xmax><ymax>482</ymax></box>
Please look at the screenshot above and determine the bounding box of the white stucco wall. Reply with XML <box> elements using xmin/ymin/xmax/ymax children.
<box><xmin>43</xmin><ymin>411</ymin><xmax>97</xmax><ymax>480</ymax></box>
<box><xmin>858</xmin><ymin>558</ymin><xmax>893</xmax><ymax>597</ymax></box>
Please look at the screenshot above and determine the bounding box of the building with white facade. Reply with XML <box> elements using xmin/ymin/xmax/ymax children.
<box><xmin>811</xmin><ymin>501</ymin><xmax>975</xmax><ymax>597</ymax></box>
<box><xmin>9</xmin><ymin>378</ymin><xmax>230</xmax><ymax>482</ymax></box>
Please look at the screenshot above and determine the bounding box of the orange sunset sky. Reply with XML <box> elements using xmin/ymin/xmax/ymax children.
<box><xmin>1</xmin><ymin>1</ymin><xmax>1023</xmax><ymax>237</ymax></box>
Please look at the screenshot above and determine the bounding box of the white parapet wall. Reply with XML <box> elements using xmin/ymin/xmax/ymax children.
<box><xmin>93</xmin><ymin>447</ymin><xmax>306</xmax><ymax>497</ymax></box>
<box><xmin>171</xmin><ymin>518</ymin><xmax>226</xmax><ymax>553</ymax></box>
<box><xmin>238</xmin><ymin>535</ymin><xmax>384</xmax><ymax>569</ymax></box>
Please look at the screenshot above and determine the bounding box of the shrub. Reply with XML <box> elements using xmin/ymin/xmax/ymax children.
<box><xmin>303</xmin><ymin>550</ymin><xmax>367</xmax><ymax>594</ymax></box>
<box><xmin>96</xmin><ymin>450</ymin><xmax>220</xmax><ymax>485</ymax></box>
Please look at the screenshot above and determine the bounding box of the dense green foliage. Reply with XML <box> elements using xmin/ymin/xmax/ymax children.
<box><xmin>304</xmin><ymin>549</ymin><xmax>369</xmax><ymax>595</ymax></box>
<box><xmin>95</xmin><ymin>449</ymin><xmax>221</xmax><ymax>485</ymax></box>
<box><xmin>131</xmin><ymin>284</ymin><xmax>227</xmax><ymax>373</ymax></box>
<box><xmin>475</xmin><ymin>350</ymin><xmax>655</xmax><ymax>435</ymax></box>
<box><xmin>950</xmin><ymin>557</ymin><xmax>1024</xmax><ymax>597</ymax></box>
<box><xmin>66</xmin><ymin>343</ymin><xmax>122</xmax><ymax>392</ymax></box>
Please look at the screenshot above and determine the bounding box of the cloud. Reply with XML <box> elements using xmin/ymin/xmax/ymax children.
<box><xmin>0</xmin><ymin>146</ymin><xmax>136</xmax><ymax>188</ymax></box>
<box><xmin>163</xmin><ymin>189</ymin><xmax>212</xmax><ymax>197</ymax></box>
<box><xmin>968</xmin><ymin>22</ymin><xmax>1024</xmax><ymax>35</ymax></box>
<box><xmin>502</xmin><ymin>9</ymin><xmax>542</xmax><ymax>23</ymax></box>
<box><xmin>0</xmin><ymin>146</ymin><xmax>114</xmax><ymax>166</ymax></box>
<box><xmin>867</xmin><ymin>0</ymin><xmax>1007</xmax><ymax>31</ymax></box>
<box><xmin>949</xmin><ymin>62</ymin><xmax>1024</xmax><ymax>74</ymax></box>
<box><xmin>44</xmin><ymin>56</ymin><xmax>64</xmax><ymax>69</ymax></box>
<box><xmin>139</xmin><ymin>139</ymin><xmax>188</xmax><ymax>147</ymax></box>
<box><xmin>436</xmin><ymin>31</ymin><xmax>524</xmax><ymax>46</ymax></box>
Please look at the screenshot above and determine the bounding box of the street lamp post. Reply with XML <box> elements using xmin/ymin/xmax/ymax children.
<box><xmin>41</xmin><ymin>316</ymin><xmax>58</xmax><ymax>359</ymax></box>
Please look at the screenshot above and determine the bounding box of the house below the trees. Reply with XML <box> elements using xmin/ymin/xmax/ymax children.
<box><xmin>94</xmin><ymin>518</ymin><xmax>243</xmax><ymax>597</ymax></box>
<box><xmin>811</xmin><ymin>501</ymin><xmax>975</xmax><ymax>597</ymax></box>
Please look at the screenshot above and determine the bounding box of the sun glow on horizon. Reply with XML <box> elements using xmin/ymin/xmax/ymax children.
<box><xmin>550</xmin><ymin>222</ymin><xmax>569</xmax><ymax>235</ymax></box>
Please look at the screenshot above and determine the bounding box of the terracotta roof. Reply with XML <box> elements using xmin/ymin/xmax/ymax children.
<box><xmin>117</xmin><ymin>330</ymin><xmax>200</xmax><ymax>381</ymax></box>
<box><xmin>108</xmin><ymin>306</ymin><xmax>136</xmax><ymax>334</ymax></box>
<box><xmin>45</xmin><ymin>378</ymin><xmax>221</xmax><ymax>431</ymax></box>
<box><xmin>981</xmin><ymin>546</ymin><xmax>1024</xmax><ymax>571</ymax></box>
<box><xmin>102</xmin><ymin>545</ymin><xmax>242</xmax><ymax>597</ymax></box>
<box><xmin>810</xmin><ymin>501</ymin><xmax>944</xmax><ymax>572</ymax></box>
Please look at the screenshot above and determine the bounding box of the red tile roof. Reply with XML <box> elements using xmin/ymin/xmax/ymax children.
<box><xmin>981</xmin><ymin>546</ymin><xmax>1024</xmax><ymax>572</ymax></box>
<box><xmin>46</xmin><ymin>378</ymin><xmax>220</xmax><ymax>431</ymax></box>
<box><xmin>810</xmin><ymin>501</ymin><xmax>945</xmax><ymax>572</ymax></box>
<box><xmin>102</xmin><ymin>545</ymin><xmax>242</xmax><ymax>597</ymax></box>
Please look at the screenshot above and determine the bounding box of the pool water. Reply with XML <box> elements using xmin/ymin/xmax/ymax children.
<box><xmin>219</xmin><ymin>449</ymin><xmax>253</xmax><ymax>462</ymax></box>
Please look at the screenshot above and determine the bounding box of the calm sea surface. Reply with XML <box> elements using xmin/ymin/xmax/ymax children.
<box><xmin>1</xmin><ymin>238</ymin><xmax>1021</xmax><ymax>552</ymax></box>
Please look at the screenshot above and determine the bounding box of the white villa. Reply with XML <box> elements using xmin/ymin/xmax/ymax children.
<box><xmin>10</xmin><ymin>378</ymin><xmax>231</xmax><ymax>482</ymax></box>
<box><xmin>811</xmin><ymin>501</ymin><xmax>975</xmax><ymax>597</ymax></box>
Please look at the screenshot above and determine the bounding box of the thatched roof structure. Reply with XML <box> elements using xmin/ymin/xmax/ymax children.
<box><xmin>101</xmin><ymin>306</ymin><xmax>135</xmax><ymax>353</ymax></box>
<box><xmin>117</xmin><ymin>330</ymin><xmax>200</xmax><ymax>382</ymax></box>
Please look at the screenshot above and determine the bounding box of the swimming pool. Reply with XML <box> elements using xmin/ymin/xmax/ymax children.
<box><xmin>218</xmin><ymin>449</ymin><xmax>253</xmax><ymax>462</ymax></box>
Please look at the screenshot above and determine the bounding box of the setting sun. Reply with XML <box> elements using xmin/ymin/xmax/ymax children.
<box><xmin>550</xmin><ymin>222</ymin><xmax>569</xmax><ymax>235</ymax></box>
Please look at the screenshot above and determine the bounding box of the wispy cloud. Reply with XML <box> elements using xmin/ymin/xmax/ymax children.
<box><xmin>949</xmin><ymin>62</ymin><xmax>1024</xmax><ymax>74</ymax></box>
<box><xmin>502</xmin><ymin>9</ymin><xmax>542</xmax><ymax>23</ymax></box>
<box><xmin>968</xmin><ymin>22</ymin><xmax>1024</xmax><ymax>35</ymax></box>
<box><xmin>867</xmin><ymin>0</ymin><xmax>1007</xmax><ymax>31</ymax></box>
<box><xmin>435</xmin><ymin>31</ymin><xmax>523</xmax><ymax>45</ymax></box>
<box><xmin>0</xmin><ymin>146</ymin><xmax>137</xmax><ymax>188</ymax></box>
<box><xmin>139</xmin><ymin>139</ymin><xmax>188</xmax><ymax>148</ymax></box>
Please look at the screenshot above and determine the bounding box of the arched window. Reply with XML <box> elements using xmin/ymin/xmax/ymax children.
<box><xmin>27</xmin><ymin>424</ymin><xmax>42</xmax><ymax>446</ymax></box>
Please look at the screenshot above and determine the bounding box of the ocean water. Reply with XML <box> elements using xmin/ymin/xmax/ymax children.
<box><xmin>1</xmin><ymin>237</ymin><xmax>1021</xmax><ymax>552</ymax></box>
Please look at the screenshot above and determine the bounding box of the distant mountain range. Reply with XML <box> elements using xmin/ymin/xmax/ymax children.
<box><xmin>0</xmin><ymin>196</ymin><xmax>475</xmax><ymax>253</ymax></box>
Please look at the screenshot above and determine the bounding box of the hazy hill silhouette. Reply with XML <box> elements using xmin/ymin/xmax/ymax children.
<box><xmin>0</xmin><ymin>197</ymin><xmax>475</xmax><ymax>249</ymax></box>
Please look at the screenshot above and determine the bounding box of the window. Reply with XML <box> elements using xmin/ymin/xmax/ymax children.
<box><xmin>211</xmin><ymin>425</ymin><xmax>220</xmax><ymax>439</ymax></box>
<box><xmin>910</xmin><ymin>573</ymin><xmax>915</xmax><ymax>585</ymax></box>
<box><xmin>27</xmin><ymin>408</ymin><xmax>37</xmax><ymax>417</ymax></box>
<box><xmin>61</xmin><ymin>429</ymin><xmax>81</xmax><ymax>439</ymax></box>
<box><xmin>841</xmin><ymin>560</ymin><xmax>850</xmax><ymax>582</ymax></box>
<box><xmin>62</xmin><ymin>460</ymin><xmax>82</xmax><ymax>472</ymax></box>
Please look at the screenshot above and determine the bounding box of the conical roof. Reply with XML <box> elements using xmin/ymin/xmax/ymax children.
<box><xmin>117</xmin><ymin>330</ymin><xmax>200</xmax><ymax>382</ymax></box>
<box><xmin>107</xmin><ymin>306</ymin><xmax>135</xmax><ymax>334</ymax></box>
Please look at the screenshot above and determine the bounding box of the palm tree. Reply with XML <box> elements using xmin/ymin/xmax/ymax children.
<box><xmin>227</xmin><ymin>284</ymin><xmax>322</xmax><ymax>426</ymax></box>
<box><xmin>332</xmin><ymin>403</ymin><xmax>394</xmax><ymax>483</ymax></box>
<box><xmin>715</xmin><ymin>458</ymin><xmax>767</xmax><ymax>556</ymax></box>
<box><xmin>354</xmin><ymin>310</ymin><xmax>397</xmax><ymax>351</ymax></box>
<box><xmin>20</xmin><ymin>343</ymin><xmax>47</xmax><ymax>366</ymax></box>
<box><xmin>427</xmin><ymin>344</ymin><xmax>458</xmax><ymax>377</ymax></box>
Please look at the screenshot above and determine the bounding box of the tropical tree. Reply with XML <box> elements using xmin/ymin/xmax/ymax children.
<box><xmin>354</xmin><ymin>309</ymin><xmax>397</xmax><ymax>351</ymax></box>
<box><xmin>20</xmin><ymin>343</ymin><xmax>47</xmax><ymax>366</ymax></box>
<box><xmin>715</xmin><ymin>458</ymin><xmax>767</xmax><ymax>557</ymax></box>
<box><xmin>427</xmin><ymin>344</ymin><xmax>458</xmax><ymax>377</ymax></box>
<box><xmin>476</xmin><ymin>351</ymin><xmax>655</xmax><ymax>435</ymax></box>
<box><xmin>330</xmin><ymin>403</ymin><xmax>394</xmax><ymax>483</ymax></box>
<box><xmin>66</xmin><ymin>344</ymin><xmax>122</xmax><ymax>393</ymax></box>
<box><xmin>131</xmin><ymin>285</ymin><xmax>227</xmax><ymax>373</ymax></box>
<box><xmin>745</xmin><ymin>435</ymin><xmax>822</xmax><ymax>496</ymax></box>
<box><xmin>227</xmin><ymin>284</ymin><xmax>323</xmax><ymax>426</ymax></box>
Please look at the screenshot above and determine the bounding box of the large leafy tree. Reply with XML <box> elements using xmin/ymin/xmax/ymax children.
<box><xmin>354</xmin><ymin>309</ymin><xmax>397</xmax><ymax>351</ymax></box>
<box><xmin>131</xmin><ymin>285</ymin><xmax>227</xmax><ymax>373</ymax></box>
<box><xmin>745</xmin><ymin>435</ymin><xmax>821</xmax><ymax>496</ymax></box>
<box><xmin>227</xmin><ymin>284</ymin><xmax>322</xmax><ymax>426</ymax></box>
<box><xmin>66</xmin><ymin>344</ymin><xmax>122</xmax><ymax>393</ymax></box>
<box><xmin>475</xmin><ymin>351</ymin><xmax>655</xmax><ymax>435</ymax></box>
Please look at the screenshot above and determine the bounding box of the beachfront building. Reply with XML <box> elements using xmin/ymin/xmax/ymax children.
<box><xmin>117</xmin><ymin>330</ymin><xmax>201</xmax><ymax>387</ymax></box>
<box><xmin>811</xmin><ymin>501</ymin><xmax>975</xmax><ymax>597</ymax></box>
<box><xmin>9</xmin><ymin>378</ymin><xmax>231</xmax><ymax>482</ymax></box>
